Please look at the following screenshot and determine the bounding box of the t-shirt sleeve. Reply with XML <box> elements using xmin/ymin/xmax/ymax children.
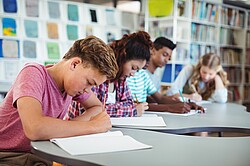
<box><xmin>209</xmin><ymin>88</ymin><xmax>228</xmax><ymax>103</ymax></box>
<box><xmin>144</xmin><ymin>71</ymin><xmax>157</xmax><ymax>95</ymax></box>
<box><xmin>166</xmin><ymin>65</ymin><xmax>193</xmax><ymax>96</ymax></box>
<box><xmin>12</xmin><ymin>65</ymin><xmax>45</xmax><ymax>107</ymax></box>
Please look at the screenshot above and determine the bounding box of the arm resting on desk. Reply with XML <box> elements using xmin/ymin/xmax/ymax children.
<box><xmin>147</xmin><ymin>103</ymin><xmax>191</xmax><ymax>114</ymax></box>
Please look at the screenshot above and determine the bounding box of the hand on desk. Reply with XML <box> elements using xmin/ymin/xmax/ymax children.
<box><xmin>186</xmin><ymin>102</ymin><xmax>205</xmax><ymax>113</ymax></box>
<box><xmin>147</xmin><ymin>101</ymin><xmax>205</xmax><ymax>114</ymax></box>
<box><xmin>148</xmin><ymin>102</ymin><xmax>192</xmax><ymax>114</ymax></box>
<box><xmin>189</xmin><ymin>93</ymin><xmax>202</xmax><ymax>102</ymax></box>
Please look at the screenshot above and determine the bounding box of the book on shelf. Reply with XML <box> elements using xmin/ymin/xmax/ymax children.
<box><xmin>244</xmin><ymin>87</ymin><xmax>250</xmax><ymax>100</ymax></box>
<box><xmin>245</xmin><ymin>70</ymin><xmax>250</xmax><ymax>84</ymax></box>
<box><xmin>176</xmin><ymin>47</ymin><xmax>188</xmax><ymax>61</ymax></box>
<box><xmin>246</xmin><ymin>49</ymin><xmax>250</xmax><ymax>65</ymax></box>
<box><xmin>224</xmin><ymin>67</ymin><xmax>242</xmax><ymax>84</ymax></box>
<box><xmin>221</xmin><ymin>48</ymin><xmax>241</xmax><ymax>65</ymax></box>
<box><xmin>50</xmin><ymin>131</ymin><xmax>152</xmax><ymax>155</ymax></box>
<box><xmin>210</xmin><ymin>5</ymin><xmax>218</xmax><ymax>23</ymax></box>
<box><xmin>228</xmin><ymin>86</ymin><xmax>241</xmax><ymax>101</ymax></box>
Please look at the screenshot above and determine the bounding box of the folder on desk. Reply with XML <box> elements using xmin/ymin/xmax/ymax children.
<box><xmin>50</xmin><ymin>131</ymin><xmax>152</xmax><ymax>155</ymax></box>
<box><xmin>110</xmin><ymin>116</ymin><xmax>166</xmax><ymax>127</ymax></box>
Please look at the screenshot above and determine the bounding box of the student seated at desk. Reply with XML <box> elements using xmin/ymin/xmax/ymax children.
<box><xmin>126</xmin><ymin>36</ymin><xmax>203</xmax><ymax>114</ymax></box>
<box><xmin>166</xmin><ymin>53</ymin><xmax>229</xmax><ymax>103</ymax></box>
<box><xmin>67</xmin><ymin>31</ymin><xmax>153</xmax><ymax>118</ymax></box>
<box><xmin>0</xmin><ymin>36</ymin><xmax>118</xmax><ymax>165</ymax></box>
<box><xmin>145</xmin><ymin>36</ymin><xmax>176</xmax><ymax>92</ymax></box>
<box><xmin>127</xmin><ymin>69</ymin><xmax>204</xmax><ymax>113</ymax></box>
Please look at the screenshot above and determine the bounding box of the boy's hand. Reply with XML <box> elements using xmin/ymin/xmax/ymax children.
<box><xmin>90</xmin><ymin>111</ymin><xmax>112</xmax><ymax>132</ymax></box>
<box><xmin>187</xmin><ymin>102</ymin><xmax>205</xmax><ymax>113</ymax></box>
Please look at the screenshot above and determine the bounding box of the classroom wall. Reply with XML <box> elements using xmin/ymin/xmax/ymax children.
<box><xmin>0</xmin><ymin>0</ymin><xmax>140</xmax><ymax>96</ymax></box>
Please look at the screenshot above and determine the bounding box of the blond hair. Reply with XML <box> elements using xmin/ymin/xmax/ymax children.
<box><xmin>63</xmin><ymin>36</ymin><xmax>118</xmax><ymax>80</ymax></box>
<box><xmin>190</xmin><ymin>53</ymin><xmax>229</xmax><ymax>100</ymax></box>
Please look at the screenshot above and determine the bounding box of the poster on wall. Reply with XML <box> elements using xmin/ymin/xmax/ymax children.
<box><xmin>4</xmin><ymin>61</ymin><xmax>19</xmax><ymax>80</ymax></box>
<box><xmin>67</xmin><ymin>25</ymin><xmax>78</xmax><ymax>40</ymax></box>
<box><xmin>47</xmin><ymin>42</ymin><xmax>60</xmax><ymax>59</ymax></box>
<box><xmin>23</xmin><ymin>40</ymin><xmax>37</xmax><ymax>58</ymax></box>
<box><xmin>0</xmin><ymin>39</ymin><xmax>19</xmax><ymax>58</ymax></box>
<box><xmin>3</xmin><ymin>0</ymin><xmax>18</xmax><ymax>13</ymax></box>
<box><xmin>89</xmin><ymin>9</ymin><xmax>98</xmax><ymax>23</ymax></box>
<box><xmin>106</xmin><ymin>9</ymin><xmax>115</xmax><ymax>25</ymax></box>
<box><xmin>2</xmin><ymin>18</ymin><xmax>17</xmax><ymax>36</ymax></box>
<box><xmin>68</xmin><ymin>4</ymin><xmax>79</xmax><ymax>21</ymax></box>
<box><xmin>24</xmin><ymin>20</ymin><xmax>38</xmax><ymax>38</ymax></box>
<box><xmin>48</xmin><ymin>1</ymin><xmax>60</xmax><ymax>19</ymax></box>
<box><xmin>25</xmin><ymin>0</ymin><xmax>39</xmax><ymax>17</ymax></box>
<box><xmin>47</xmin><ymin>22</ymin><xmax>59</xmax><ymax>39</ymax></box>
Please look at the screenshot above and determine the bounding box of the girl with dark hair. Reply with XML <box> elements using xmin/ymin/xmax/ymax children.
<box><xmin>67</xmin><ymin>31</ymin><xmax>153</xmax><ymax>118</ymax></box>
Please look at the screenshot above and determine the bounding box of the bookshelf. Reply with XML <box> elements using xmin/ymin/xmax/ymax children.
<box><xmin>145</xmin><ymin>0</ymin><xmax>248</xmax><ymax>103</ymax></box>
<box><xmin>0</xmin><ymin>0</ymin><xmax>139</xmax><ymax>99</ymax></box>
<box><xmin>244</xmin><ymin>11</ymin><xmax>250</xmax><ymax>105</ymax></box>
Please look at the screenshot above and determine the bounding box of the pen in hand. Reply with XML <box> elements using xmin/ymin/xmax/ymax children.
<box><xmin>179</xmin><ymin>89</ymin><xmax>185</xmax><ymax>102</ymax></box>
<box><xmin>191</xmin><ymin>84</ymin><xmax>197</xmax><ymax>93</ymax></box>
<box><xmin>103</xmin><ymin>94</ymin><xmax>107</xmax><ymax>112</ymax></box>
<box><xmin>134</xmin><ymin>94</ymin><xmax>139</xmax><ymax>104</ymax></box>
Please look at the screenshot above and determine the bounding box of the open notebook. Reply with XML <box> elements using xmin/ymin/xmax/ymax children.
<box><xmin>50</xmin><ymin>131</ymin><xmax>152</xmax><ymax>155</ymax></box>
<box><xmin>110</xmin><ymin>116</ymin><xmax>166</xmax><ymax>127</ymax></box>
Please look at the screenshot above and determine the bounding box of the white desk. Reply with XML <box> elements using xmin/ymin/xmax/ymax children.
<box><xmin>31</xmin><ymin>128</ymin><xmax>250</xmax><ymax>166</ymax></box>
<box><xmin>116</xmin><ymin>103</ymin><xmax>250</xmax><ymax>134</ymax></box>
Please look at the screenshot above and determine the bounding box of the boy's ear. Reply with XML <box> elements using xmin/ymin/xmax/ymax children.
<box><xmin>70</xmin><ymin>57</ymin><xmax>81</xmax><ymax>70</ymax></box>
<box><xmin>151</xmin><ymin>48</ymin><xmax>156</xmax><ymax>56</ymax></box>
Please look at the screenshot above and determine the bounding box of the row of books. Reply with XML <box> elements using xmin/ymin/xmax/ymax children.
<box><xmin>176</xmin><ymin>47</ymin><xmax>189</xmax><ymax>62</ymax></box>
<box><xmin>245</xmin><ymin>69</ymin><xmax>250</xmax><ymax>84</ymax></box>
<box><xmin>190</xmin><ymin>44</ymin><xmax>217</xmax><ymax>64</ymax></box>
<box><xmin>148</xmin><ymin>21</ymin><xmax>173</xmax><ymax>39</ymax></box>
<box><xmin>191</xmin><ymin>23</ymin><xmax>217</xmax><ymax>43</ymax></box>
<box><xmin>220</xmin><ymin>48</ymin><xmax>242</xmax><ymax>65</ymax></box>
<box><xmin>192</xmin><ymin>1</ymin><xmax>218</xmax><ymax>23</ymax></box>
<box><xmin>228</xmin><ymin>86</ymin><xmax>241</xmax><ymax>102</ymax></box>
<box><xmin>220</xmin><ymin>28</ymin><xmax>238</xmax><ymax>46</ymax></box>
<box><xmin>224</xmin><ymin>67</ymin><xmax>242</xmax><ymax>84</ymax></box>
<box><xmin>244</xmin><ymin>87</ymin><xmax>250</xmax><ymax>101</ymax></box>
<box><xmin>246</xmin><ymin>50</ymin><xmax>250</xmax><ymax>65</ymax></box>
<box><xmin>246</xmin><ymin>32</ymin><xmax>250</xmax><ymax>48</ymax></box>
<box><xmin>221</xmin><ymin>7</ymin><xmax>245</xmax><ymax>27</ymax></box>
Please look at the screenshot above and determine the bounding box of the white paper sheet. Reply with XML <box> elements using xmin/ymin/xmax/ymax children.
<box><xmin>50</xmin><ymin>131</ymin><xmax>152</xmax><ymax>155</ymax></box>
<box><xmin>179</xmin><ymin>96</ymin><xmax>212</xmax><ymax>105</ymax></box>
<box><xmin>110</xmin><ymin>116</ymin><xmax>166</xmax><ymax>127</ymax></box>
<box><xmin>146</xmin><ymin>109</ymin><xmax>206</xmax><ymax>116</ymax></box>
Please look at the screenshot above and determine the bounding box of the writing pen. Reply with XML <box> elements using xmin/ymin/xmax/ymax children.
<box><xmin>179</xmin><ymin>89</ymin><xmax>185</xmax><ymax>102</ymax></box>
<box><xmin>191</xmin><ymin>84</ymin><xmax>197</xmax><ymax>93</ymax></box>
<box><xmin>103</xmin><ymin>93</ymin><xmax>107</xmax><ymax>111</ymax></box>
<box><xmin>134</xmin><ymin>94</ymin><xmax>139</xmax><ymax>104</ymax></box>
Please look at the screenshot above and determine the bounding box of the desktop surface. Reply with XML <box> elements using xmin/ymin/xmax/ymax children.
<box><xmin>32</xmin><ymin>128</ymin><xmax>250</xmax><ymax>166</ymax></box>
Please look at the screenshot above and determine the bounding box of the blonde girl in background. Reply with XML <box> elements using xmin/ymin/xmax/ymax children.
<box><xmin>167</xmin><ymin>53</ymin><xmax>229</xmax><ymax>103</ymax></box>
